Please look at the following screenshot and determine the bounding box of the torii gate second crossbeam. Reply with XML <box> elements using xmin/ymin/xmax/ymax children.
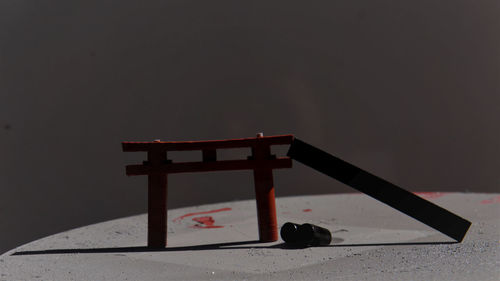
<box><xmin>122</xmin><ymin>134</ymin><xmax>294</xmax><ymax>248</ymax></box>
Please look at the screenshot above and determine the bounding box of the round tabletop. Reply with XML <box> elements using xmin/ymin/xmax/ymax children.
<box><xmin>1</xmin><ymin>192</ymin><xmax>499</xmax><ymax>280</ymax></box>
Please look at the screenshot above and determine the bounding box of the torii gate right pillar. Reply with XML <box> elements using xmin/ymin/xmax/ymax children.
<box><xmin>252</xmin><ymin>134</ymin><xmax>279</xmax><ymax>242</ymax></box>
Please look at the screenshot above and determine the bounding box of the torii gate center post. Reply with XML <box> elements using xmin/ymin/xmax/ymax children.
<box><xmin>122</xmin><ymin>134</ymin><xmax>294</xmax><ymax>248</ymax></box>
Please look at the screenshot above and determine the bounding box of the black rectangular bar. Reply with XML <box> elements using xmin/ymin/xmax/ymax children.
<box><xmin>287</xmin><ymin>138</ymin><xmax>471</xmax><ymax>242</ymax></box>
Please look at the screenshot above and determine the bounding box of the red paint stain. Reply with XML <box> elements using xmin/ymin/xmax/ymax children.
<box><xmin>191</xmin><ymin>216</ymin><xmax>224</xmax><ymax>229</ymax></box>
<box><xmin>172</xmin><ymin>207</ymin><xmax>232</xmax><ymax>222</ymax></box>
<box><xmin>303</xmin><ymin>209</ymin><xmax>312</xmax><ymax>212</ymax></box>
<box><xmin>481</xmin><ymin>195</ymin><xmax>500</xmax><ymax>204</ymax></box>
<box><xmin>414</xmin><ymin>192</ymin><xmax>447</xmax><ymax>199</ymax></box>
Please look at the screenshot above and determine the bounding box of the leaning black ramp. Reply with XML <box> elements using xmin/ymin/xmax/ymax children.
<box><xmin>287</xmin><ymin>138</ymin><xmax>471</xmax><ymax>242</ymax></box>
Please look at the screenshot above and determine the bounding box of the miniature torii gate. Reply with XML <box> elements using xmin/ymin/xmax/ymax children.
<box><xmin>122</xmin><ymin>134</ymin><xmax>293</xmax><ymax>248</ymax></box>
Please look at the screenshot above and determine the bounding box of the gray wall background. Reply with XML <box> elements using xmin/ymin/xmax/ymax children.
<box><xmin>1</xmin><ymin>0</ymin><xmax>498</xmax><ymax>253</ymax></box>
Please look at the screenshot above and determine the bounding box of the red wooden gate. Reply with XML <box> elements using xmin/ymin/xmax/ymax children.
<box><xmin>122</xmin><ymin>134</ymin><xmax>293</xmax><ymax>248</ymax></box>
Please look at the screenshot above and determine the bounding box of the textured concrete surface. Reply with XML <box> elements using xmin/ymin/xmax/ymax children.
<box><xmin>1</xmin><ymin>192</ymin><xmax>499</xmax><ymax>280</ymax></box>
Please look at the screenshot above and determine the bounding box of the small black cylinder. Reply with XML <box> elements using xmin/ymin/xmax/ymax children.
<box><xmin>298</xmin><ymin>223</ymin><xmax>332</xmax><ymax>246</ymax></box>
<box><xmin>280</xmin><ymin>222</ymin><xmax>301</xmax><ymax>244</ymax></box>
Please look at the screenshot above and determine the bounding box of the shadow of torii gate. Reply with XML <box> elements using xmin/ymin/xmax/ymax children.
<box><xmin>123</xmin><ymin>134</ymin><xmax>471</xmax><ymax>249</ymax></box>
<box><xmin>122</xmin><ymin>134</ymin><xmax>293</xmax><ymax>248</ymax></box>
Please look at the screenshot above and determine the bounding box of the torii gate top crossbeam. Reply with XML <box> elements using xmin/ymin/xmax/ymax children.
<box><xmin>122</xmin><ymin>134</ymin><xmax>294</xmax><ymax>152</ymax></box>
<box><xmin>123</xmin><ymin>134</ymin><xmax>294</xmax><ymax>176</ymax></box>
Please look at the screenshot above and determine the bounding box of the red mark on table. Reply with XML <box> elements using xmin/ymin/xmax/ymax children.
<box><xmin>172</xmin><ymin>207</ymin><xmax>232</xmax><ymax>222</ymax></box>
<box><xmin>191</xmin><ymin>216</ymin><xmax>224</xmax><ymax>229</ymax></box>
<box><xmin>414</xmin><ymin>192</ymin><xmax>447</xmax><ymax>199</ymax></box>
<box><xmin>303</xmin><ymin>209</ymin><xmax>312</xmax><ymax>212</ymax></box>
<box><xmin>481</xmin><ymin>195</ymin><xmax>500</xmax><ymax>204</ymax></box>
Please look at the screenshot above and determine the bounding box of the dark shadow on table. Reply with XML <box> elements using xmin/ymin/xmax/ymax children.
<box><xmin>12</xmin><ymin>239</ymin><xmax>458</xmax><ymax>256</ymax></box>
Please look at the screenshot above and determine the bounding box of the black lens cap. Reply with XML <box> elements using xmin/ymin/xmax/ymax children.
<box><xmin>281</xmin><ymin>222</ymin><xmax>332</xmax><ymax>246</ymax></box>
